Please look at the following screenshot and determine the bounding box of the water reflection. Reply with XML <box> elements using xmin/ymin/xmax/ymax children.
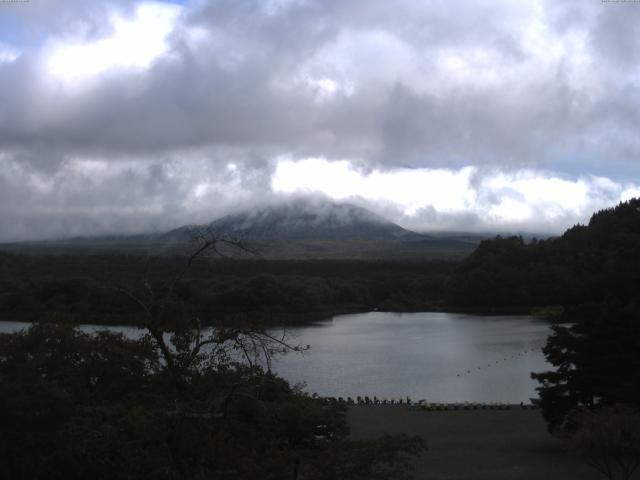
<box><xmin>270</xmin><ymin>312</ymin><xmax>552</xmax><ymax>403</ymax></box>
<box><xmin>0</xmin><ymin>312</ymin><xmax>553</xmax><ymax>403</ymax></box>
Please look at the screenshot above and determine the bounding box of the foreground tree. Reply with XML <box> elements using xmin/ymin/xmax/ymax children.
<box><xmin>532</xmin><ymin>301</ymin><xmax>640</xmax><ymax>433</ymax></box>
<box><xmin>533</xmin><ymin>301</ymin><xmax>640</xmax><ymax>479</ymax></box>
<box><xmin>0</xmin><ymin>230</ymin><xmax>426</xmax><ymax>479</ymax></box>
<box><xmin>0</xmin><ymin>323</ymin><xmax>426</xmax><ymax>479</ymax></box>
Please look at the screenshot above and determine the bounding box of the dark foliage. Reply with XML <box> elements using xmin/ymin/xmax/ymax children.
<box><xmin>449</xmin><ymin>198</ymin><xmax>640</xmax><ymax>311</ymax></box>
<box><xmin>0</xmin><ymin>256</ymin><xmax>454</xmax><ymax>324</ymax></box>
<box><xmin>0</xmin><ymin>229</ymin><xmax>429</xmax><ymax>479</ymax></box>
<box><xmin>446</xmin><ymin>199</ymin><xmax>640</xmax><ymax>434</ymax></box>
<box><xmin>451</xmin><ymin>199</ymin><xmax>640</xmax><ymax>433</ymax></box>
<box><xmin>0</xmin><ymin>323</ymin><xmax>425</xmax><ymax>480</ymax></box>
<box><xmin>531</xmin><ymin>301</ymin><xmax>640</xmax><ymax>433</ymax></box>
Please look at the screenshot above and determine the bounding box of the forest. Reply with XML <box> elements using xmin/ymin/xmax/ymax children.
<box><xmin>448</xmin><ymin>198</ymin><xmax>640</xmax><ymax>316</ymax></box>
<box><xmin>0</xmin><ymin>255</ymin><xmax>455</xmax><ymax>325</ymax></box>
<box><xmin>449</xmin><ymin>199</ymin><xmax>640</xmax><ymax>447</ymax></box>
<box><xmin>1</xmin><ymin>200</ymin><xmax>639</xmax><ymax>479</ymax></box>
<box><xmin>0</xmin><ymin>236</ymin><xmax>428</xmax><ymax>479</ymax></box>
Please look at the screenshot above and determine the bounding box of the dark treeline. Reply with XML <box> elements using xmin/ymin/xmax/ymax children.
<box><xmin>0</xmin><ymin>317</ymin><xmax>426</xmax><ymax>480</ymax></box>
<box><xmin>3</xmin><ymin>199</ymin><xmax>639</xmax><ymax>327</ymax></box>
<box><xmin>0</xmin><ymin>255</ymin><xmax>455</xmax><ymax>325</ymax></box>
<box><xmin>0</xmin><ymin>237</ymin><xmax>428</xmax><ymax>479</ymax></box>
<box><xmin>449</xmin><ymin>199</ymin><xmax>640</xmax><ymax>317</ymax></box>
<box><xmin>449</xmin><ymin>199</ymin><xmax>640</xmax><ymax>445</ymax></box>
<box><xmin>1</xmin><ymin>201</ymin><xmax>639</xmax><ymax>478</ymax></box>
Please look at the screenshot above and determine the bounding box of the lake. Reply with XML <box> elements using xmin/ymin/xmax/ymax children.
<box><xmin>0</xmin><ymin>312</ymin><xmax>552</xmax><ymax>403</ymax></box>
<box><xmin>270</xmin><ymin>312</ymin><xmax>552</xmax><ymax>403</ymax></box>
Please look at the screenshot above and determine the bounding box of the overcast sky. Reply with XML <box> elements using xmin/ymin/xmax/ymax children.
<box><xmin>1</xmin><ymin>0</ymin><xmax>639</xmax><ymax>241</ymax></box>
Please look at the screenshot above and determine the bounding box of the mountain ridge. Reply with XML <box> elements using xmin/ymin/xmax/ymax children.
<box><xmin>2</xmin><ymin>200</ymin><xmax>478</xmax><ymax>259</ymax></box>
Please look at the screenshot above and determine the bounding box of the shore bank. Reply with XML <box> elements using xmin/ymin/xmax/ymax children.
<box><xmin>347</xmin><ymin>406</ymin><xmax>599</xmax><ymax>480</ymax></box>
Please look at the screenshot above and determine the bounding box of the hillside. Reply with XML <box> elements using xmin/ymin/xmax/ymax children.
<box><xmin>161</xmin><ymin>199</ymin><xmax>476</xmax><ymax>259</ymax></box>
<box><xmin>3</xmin><ymin>200</ymin><xmax>478</xmax><ymax>259</ymax></box>
<box><xmin>448</xmin><ymin>198</ymin><xmax>640</xmax><ymax>313</ymax></box>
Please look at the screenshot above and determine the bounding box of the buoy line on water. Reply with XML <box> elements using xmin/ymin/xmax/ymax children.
<box><xmin>309</xmin><ymin>347</ymin><xmax>543</xmax><ymax>411</ymax></box>
<box><xmin>454</xmin><ymin>348</ymin><xmax>538</xmax><ymax>378</ymax></box>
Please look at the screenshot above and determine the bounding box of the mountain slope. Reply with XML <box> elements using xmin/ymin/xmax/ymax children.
<box><xmin>2</xmin><ymin>200</ymin><xmax>478</xmax><ymax>259</ymax></box>
<box><xmin>160</xmin><ymin>200</ymin><xmax>475</xmax><ymax>259</ymax></box>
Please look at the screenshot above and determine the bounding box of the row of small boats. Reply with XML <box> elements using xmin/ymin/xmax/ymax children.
<box><xmin>311</xmin><ymin>394</ymin><xmax>540</xmax><ymax>410</ymax></box>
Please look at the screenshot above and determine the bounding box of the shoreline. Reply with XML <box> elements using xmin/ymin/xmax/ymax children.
<box><xmin>0</xmin><ymin>305</ymin><xmax>558</xmax><ymax>328</ymax></box>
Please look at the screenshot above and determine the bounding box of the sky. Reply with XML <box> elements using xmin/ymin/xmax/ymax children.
<box><xmin>1</xmin><ymin>0</ymin><xmax>640</xmax><ymax>241</ymax></box>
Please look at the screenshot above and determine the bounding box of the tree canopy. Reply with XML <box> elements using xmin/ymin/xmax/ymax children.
<box><xmin>450</xmin><ymin>199</ymin><xmax>640</xmax><ymax>436</ymax></box>
<box><xmin>449</xmin><ymin>198</ymin><xmax>640</xmax><ymax>312</ymax></box>
<box><xmin>0</xmin><ymin>232</ymin><xmax>427</xmax><ymax>479</ymax></box>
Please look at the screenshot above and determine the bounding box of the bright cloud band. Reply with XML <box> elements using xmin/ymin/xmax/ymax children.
<box><xmin>272</xmin><ymin>158</ymin><xmax>640</xmax><ymax>232</ymax></box>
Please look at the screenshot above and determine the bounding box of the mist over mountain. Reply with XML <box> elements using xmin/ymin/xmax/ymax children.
<box><xmin>5</xmin><ymin>199</ymin><xmax>478</xmax><ymax>259</ymax></box>
<box><xmin>162</xmin><ymin>198</ymin><xmax>477</xmax><ymax>259</ymax></box>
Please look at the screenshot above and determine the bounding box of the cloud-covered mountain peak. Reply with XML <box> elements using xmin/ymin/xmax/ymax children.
<box><xmin>211</xmin><ymin>198</ymin><xmax>403</xmax><ymax>239</ymax></box>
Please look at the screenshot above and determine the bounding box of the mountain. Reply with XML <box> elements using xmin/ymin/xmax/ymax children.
<box><xmin>1</xmin><ymin>200</ymin><xmax>478</xmax><ymax>259</ymax></box>
<box><xmin>158</xmin><ymin>199</ymin><xmax>477</xmax><ymax>259</ymax></box>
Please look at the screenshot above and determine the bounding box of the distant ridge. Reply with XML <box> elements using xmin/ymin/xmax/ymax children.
<box><xmin>159</xmin><ymin>199</ymin><xmax>477</xmax><ymax>259</ymax></box>
<box><xmin>1</xmin><ymin>199</ymin><xmax>479</xmax><ymax>259</ymax></box>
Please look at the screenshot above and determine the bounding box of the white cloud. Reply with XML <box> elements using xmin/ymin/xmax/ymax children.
<box><xmin>2</xmin><ymin>0</ymin><xmax>640</xmax><ymax>241</ymax></box>
<box><xmin>272</xmin><ymin>157</ymin><xmax>639</xmax><ymax>232</ymax></box>
<box><xmin>2</xmin><ymin>150</ymin><xmax>638</xmax><ymax>241</ymax></box>
<box><xmin>272</xmin><ymin>158</ymin><xmax>475</xmax><ymax>214</ymax></box>
<box><xmin>0</xmin><ymin>43</ymin><xmax>19</xmax><ymax>63</ymax></box>
<box><xmin>622</xmin><ymin>186</ymin><xmax>640</xmax><ymax>202</ymax></box>
<box><xmin>44</xmin><ymin>2</ymin><xmax>181</xmax><ymax>83</ymax></box>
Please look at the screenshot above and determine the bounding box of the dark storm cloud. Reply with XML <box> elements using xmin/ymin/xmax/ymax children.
<box><xmin>1</xmin><ymin>0</ymin><xmax>639</xmax><ymax>240</ymax></box>
<box><xmin>0</xmin><ymin>151</ymin><xmax>279</xmax><ymax>241</ymax></box>
<box><xmin>0</xmin><ymin>0</ymin><xmax>603</xmax><ymax>164</ymax></box>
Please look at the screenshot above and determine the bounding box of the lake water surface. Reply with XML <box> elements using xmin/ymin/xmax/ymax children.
<box><xmin>270</xmin><ymin>312</ymin><xmax>552</xmax><ymax>403</ymax></box>
<box><xmin>0</xmin><ymin>312</ymin><xmax>552</xmax><ymax>403</ymax></box>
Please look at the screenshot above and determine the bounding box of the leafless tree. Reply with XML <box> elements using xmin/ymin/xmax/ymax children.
<box><xmin>112</xmin><ymin>225</ymin><xmax>305</xmax><ymax>381</ymax></box>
